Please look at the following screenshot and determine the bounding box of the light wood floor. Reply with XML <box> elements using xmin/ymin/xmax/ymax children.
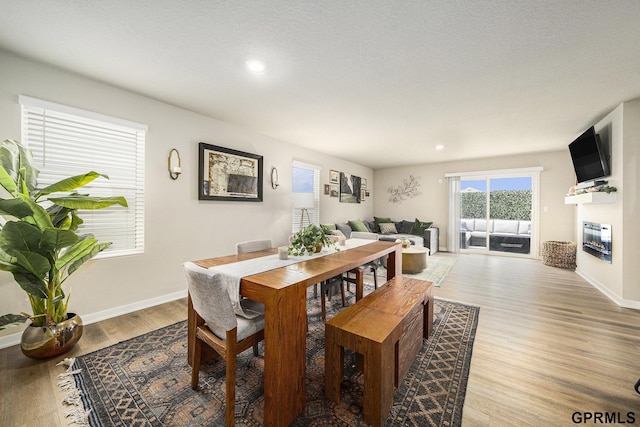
<box><xmin>1</xmin><ymin>254</ymin><xmax>639</xmax><ymax>426</ymax></box>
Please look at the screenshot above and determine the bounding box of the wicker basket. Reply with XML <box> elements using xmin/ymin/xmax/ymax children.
<box><xmin>542</xmin><ymin>241</ymin><xmax>577</xmax><ymax>269</ymax></box>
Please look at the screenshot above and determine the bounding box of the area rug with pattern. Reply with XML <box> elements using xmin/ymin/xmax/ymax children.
<box><xmin>62</xmin><ymin>289</ymin><xmax>479</xmax><ymax>426</ymax></box>
<box><xmin>378</xmin><ymin>253</ymin><xmax>457</xmax><ymax>287</ymax></box>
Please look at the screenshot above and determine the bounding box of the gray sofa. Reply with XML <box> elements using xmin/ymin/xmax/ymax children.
<box><xmin>460</xmin><ymin>218</ymin><xmax>530</xmax><ymax>254</ymax></box>
<box><xmin>331</xmin><ymin>219</ymin><xmax>439</xmax><ymax>255</ymax></box>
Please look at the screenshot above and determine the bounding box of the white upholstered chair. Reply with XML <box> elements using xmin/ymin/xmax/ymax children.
<box><xmin>235</xmin><ymin>239</ymin><xmax>272</xmax><ymax>254</ymax></box>
<box><xmin>182</xmin><ymin>262</ymin><xmax>265</xmax><ymax>427</ymax></box>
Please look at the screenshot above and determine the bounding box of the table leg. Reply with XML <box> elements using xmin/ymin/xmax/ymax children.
<box><xmin>262</xmin><ymin>284</ymin><xmax>307</xmax><ymax>426</ymax></box>
<box><xmin>386</xmin><ymin>246</ymin><xmax>402</xmax><ymax>280</ymax></box>
<box><xmin>355</xmin><ymin>268</ymin><xmax>364</xmax><ymax>301</ymax></box>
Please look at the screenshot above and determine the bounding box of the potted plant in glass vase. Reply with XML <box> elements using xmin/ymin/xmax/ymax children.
<box><xmin>0</xmin><ymin>139</ymin><xmax>127</xmax><ymax>359</ymax></box>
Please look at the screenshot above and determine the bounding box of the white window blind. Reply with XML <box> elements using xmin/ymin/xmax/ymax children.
<box><xmin>292</xmin><ymin>161</ymin><xmax>320</xmax><ymax>233</ymax></box>
<box><xmin>19</xmin><ymin>95</ymin><xmax>146</xmax><ymax>257</ymax></box>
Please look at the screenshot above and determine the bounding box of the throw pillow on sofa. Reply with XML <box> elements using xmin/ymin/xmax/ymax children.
<box><xmin>348</xmin><ymin>219</ymin><xmax>370</xmax><ymax>232</ymax></box>
<box><xmin>373</xmin><ymin>216</ymin><xmax>393</xmax><ymax>232</ymax></box>
<box><xmin>335</xmin><ymin>223</ymin><xmax>352</xmax><ymax>238</ymax></box>
<box><xmin>410</xmin><ymin>218</ymin><xmax>433</xmax><ymax>236</ymax></box>
<box><xmin>379</xmin><ymin>222</ymin><xmax>398</xmax><ymax>234</ymax></box>
<box><xmin>321</xmin><ymin>223</ymin><xmax>336</xmax><ymax>233</ymax></box>
<box><xmin>399</xmin><ymin>220</ymin><xmax>414</xmax><ymax>234</ymax></box>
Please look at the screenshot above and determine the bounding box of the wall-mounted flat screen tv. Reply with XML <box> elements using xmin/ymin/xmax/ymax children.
<box><xmin>568</xmin><ymin>126</ymin><xmax>610</xmax><ymax>184</ymax></box>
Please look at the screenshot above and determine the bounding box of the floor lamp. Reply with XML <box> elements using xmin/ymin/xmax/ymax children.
<box><xmin>293</xmin><ymin>192</ymin><xmax>315</xmax><ymax>231</ymax></box>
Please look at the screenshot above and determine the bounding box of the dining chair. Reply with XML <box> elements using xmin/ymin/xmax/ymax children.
<box><xmin>236</xmin><ymin>239</ymin><xmax>272</xmax><ymax>254</ymax></box>
<box><xmin>182</xmin><ymin>262</ymin><xmax>265</xmax><ymax>427</ymax></box>
<box><xmin>344</xmin><ymin>231</ymin><xmax>380</xmax><ymax>292</ymax></box>
<box><xmin>320</xmin><ymin>274</ymin><xmax>347</xmax><ymax>320</ymax></box>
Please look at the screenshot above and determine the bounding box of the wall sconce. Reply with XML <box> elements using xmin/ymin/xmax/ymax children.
<box><xmin>168</xmin><ymin>148</ymin><xmax>182</xmax><ymax>180</ymax></box>
<box><xmin>271</xmin><ymin>166</ymin><xmax>279</xmax><ymax>189</ymax></box>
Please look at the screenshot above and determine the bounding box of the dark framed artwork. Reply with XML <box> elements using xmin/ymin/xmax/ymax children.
<box><xmin>339</xmin><ymin>172</ymin><xmax>361</xmax><ymax>203</ymax></box>
<box><xmin>198</xmin><ymin>143</ymin><xmax>263</xmax><ymax>201</ymax></box>
<box><xmin>324</xmin><ymin>184</ymin><xmax>330</xmax><ymax>195</ymax></box>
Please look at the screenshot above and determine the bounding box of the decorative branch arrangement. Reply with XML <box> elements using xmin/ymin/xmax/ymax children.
<box><xmin>387</xmin><ymin>175</ymin><xmax>421</xmax><ymax>204</ymax></box>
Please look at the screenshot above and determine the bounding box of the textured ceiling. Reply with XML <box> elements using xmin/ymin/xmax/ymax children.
<box><xmin>1</xmin><ymin>1</ymin><xmax>639</xmax><ymax>169</ymax></box>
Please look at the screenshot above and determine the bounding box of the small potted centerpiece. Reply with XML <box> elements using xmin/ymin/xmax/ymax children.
<box><xmin>288</xmin><ymin>224</ymin><xmax>335</xmax><ymax>256</ymax></box>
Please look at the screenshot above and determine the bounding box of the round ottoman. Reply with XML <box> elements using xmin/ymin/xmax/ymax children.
<box><xmin>402</xmin><ymin>247</ymin><xmax>429</xmax><ymax>274</ymax></box>
<box><xmin>542</xmin><ymin>241</ymin><xmax>577</xmax><ymax>269</ymax></box>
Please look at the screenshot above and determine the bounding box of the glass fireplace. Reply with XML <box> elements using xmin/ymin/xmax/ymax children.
<box><xmin>582</xmin><ymin>221</ymin><xmax>612</xmax><ymax>263</ymax></box>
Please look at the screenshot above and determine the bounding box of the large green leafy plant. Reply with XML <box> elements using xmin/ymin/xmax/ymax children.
<box><xmin>0</xmin><ymin>139</ymin><xmax>127</xmax><ymax>329</ymax></box>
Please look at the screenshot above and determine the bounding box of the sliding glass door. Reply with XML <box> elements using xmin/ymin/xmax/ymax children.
<box><xmin>459</xmin><ymin>174</ymin><xmax>535</xmax><ymax>256</ymax></box>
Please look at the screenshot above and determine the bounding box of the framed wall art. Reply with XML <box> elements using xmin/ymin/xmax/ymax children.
<box><xmin>329</xmin><ymin>169</ymin><xmax>340</xmax><ymax>184</ymax></box>
<box><xmin>339</xmin><ymin>172</ymin><xmax>361</xmax><ymax>203</ymax></box>
<box><xmin>198</xmin><ymin>143</ymin><xmax>263</xmax><ymax>201</ymax></box>
<box><xmin>330</xmin><ymin>184</ymin><xmax>339</xmax><ymax>197</ymax></box>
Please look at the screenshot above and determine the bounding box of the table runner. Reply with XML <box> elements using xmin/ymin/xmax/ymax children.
<box><xmin>209</xmin><ymin>238</ymin><xmax>374</xmax><ymax>318</ymax></box>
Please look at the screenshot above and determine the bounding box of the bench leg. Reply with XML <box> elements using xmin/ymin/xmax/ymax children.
<box><xmin>325</xmin><ymin>324</ymin><xmax>344</xmax><ymax>403</ymax></box>
<box><xmin>424</xmin><ymin>286</ymin><xmax>434</xmax><ymax>339</ymax></box>
<box><xmin>362</xmin><ymin>339</ymin><xmax>396</xmax><ymax>427</ymax></box>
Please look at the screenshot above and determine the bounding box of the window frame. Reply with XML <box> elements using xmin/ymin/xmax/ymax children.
<box><xmin>291</xmin><ymin>160</ymin><xmax>321</xmax><ymax>233</ymax></box>
<box><xmin>19</xmin><ymin>95</ymin><xmax>146</xmax><ymax>258</ymax></box>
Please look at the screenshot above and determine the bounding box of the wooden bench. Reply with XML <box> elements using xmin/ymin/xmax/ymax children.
<box><xmin>325</xmin><ymin>276</ymin><xmax>434</xmax><ymax>427</ymax></box>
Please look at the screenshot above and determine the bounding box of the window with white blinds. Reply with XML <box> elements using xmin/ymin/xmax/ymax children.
<box><xmin>19</xmin><ymin>95</ymin><xmax>146</xmax><ymax>257</ymax></box>
<box><xmin>292</xmin><ymin>161</ymin><xmax>320</xmax><ymax>233</ymax></box>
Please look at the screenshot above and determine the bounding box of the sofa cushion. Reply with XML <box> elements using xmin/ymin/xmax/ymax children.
<box><xmin>364</xmin><ymin>220</ymin><xmax>377</xmax><ymax>233</ymax></box>
<box><xmin>410</xmin><ymin>218</ymin><xmax>433</xmax><ymax>236</ymax></box>
<box><xmin>330</xmin><ymin>229</ymin><xmax>346</xmax><ymax>238</ymax></box>
<box><xmin>379</xmin><ymin>222</ymin><xmax>398</xmax><ymax>234</ymax></box>
<box><xmin>321</xmin><ymin>223</ymin><xmax>336</xmax><ymax>232</ymax></box>
<box><xmin>335</xmin><ymin>223</ymin><xmax>352</xmax><ymax>238</ymax></box>
<box><xmin>473</xmin><ymin>219</ymin><xmax>486</xmax><ymax>232</ymax></box>
<box><xmin>348</xmin><ymin>219</ymin><xmax>369</xmax><ymax>232</ymax></box>
<box><xmin>399</xmin><ymin>220</ymin><xmax>414</xmax><ymax>234</ymax></box>
<box><xmin>378</xmin><ymin>234</ymin><xmax>424</xmax><ymax>247</ymax></box>
<box><xmin>461</xmin><ymin>219</ymin><xmax>475</xmax><ymax>232</ymax></box>
<box><xmin>518</xmin><ymin>221</ymin><xmax>531</xmax><ymax>235</ymax></box>
<box><xmin>374</xmin><ymin>216</ymin><xmax>392</xmax><ymax>224</ymax></box>
<box><xmin>493</xmin><ymin>219</ymin><xmax>519</xmax><ymax>235</ymax></box>
<box><xmin>373</xmin><ymin>216</ymin><xmax>393</xmax><ymax>232</ymax></box>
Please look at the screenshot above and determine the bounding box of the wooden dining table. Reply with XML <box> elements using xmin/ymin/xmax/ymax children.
<box><xmin>189</xmin><ymin>239</ymin><xmax>402</xmax><ymax>427</ymax></box>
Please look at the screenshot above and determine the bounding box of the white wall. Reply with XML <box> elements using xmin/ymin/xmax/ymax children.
<box><xmin>576</xmin><ymin>100</ymin><xmax>640</xmax><ymax>308</ymax></box>
<box><xmin>0</xmin><ymin>50</ymin><xmax>373</xmax><ymax>343</ymax></box>
<box><xmin>622</xmin><ymin>101</ymin><xmax>640</xmax><ymax>302</ymax></box>
<box><xmin>373</xmin><ymin>150</ymin><xmax>576</xmax><ymax>252</ymax></box>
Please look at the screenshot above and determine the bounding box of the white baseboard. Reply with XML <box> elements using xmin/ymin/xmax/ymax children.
<box><xmin>0</xmin><ymin>289</ymin><xmax>188</xmax><ymax>350</ymax></box>
<box><xmin>576</xmin><ymin>268</ymin><xmax>640</xmax><ymax>310</ymax></box>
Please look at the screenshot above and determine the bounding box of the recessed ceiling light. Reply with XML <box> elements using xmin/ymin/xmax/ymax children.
<box><xmin>245</xmin><ymin>59</ymin><xmax>266</xmax><ymax>74</ymax></box>
<box><xmin>435</xmin><ymin>144</ymin><xmax>444</xmax><ymax>151</ymax></box>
